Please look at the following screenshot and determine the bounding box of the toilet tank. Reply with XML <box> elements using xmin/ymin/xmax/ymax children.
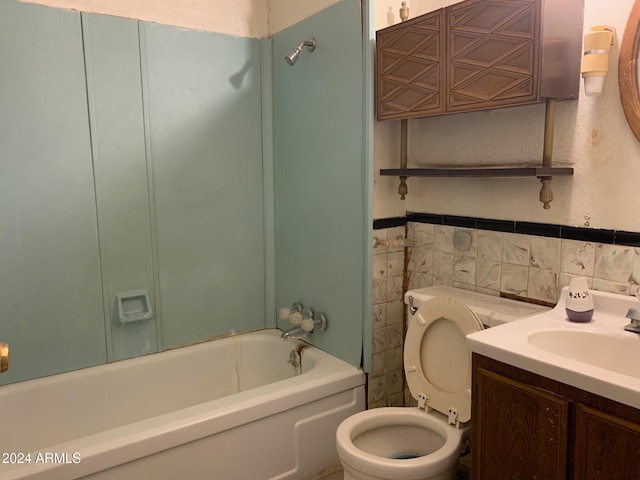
<box><xmin>404</xmin><ymin>286</ymin><xmax>549</xmax><ymax>328</ymax></box>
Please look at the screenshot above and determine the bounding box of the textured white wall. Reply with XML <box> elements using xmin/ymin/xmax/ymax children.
<box><xmin>373</xmin><ymin>0</ymin><xmax>640</xmax><ymax>231</ymax></box>
<box><xmin>20</xmin><ymin>0</ymin><xmax>268</xmax><ymax>37</ymax></box>
<box><xmin>19</xmin><ymin>0</ymin><xmax>341</xmax><ymax>37</ymax></box>
<box><xmin>268</xmin><ymin>0</ymin><xmax>341</xmax><ymax>35</ymax></box>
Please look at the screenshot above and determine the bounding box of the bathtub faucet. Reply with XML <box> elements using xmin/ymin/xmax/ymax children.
<box><xmin>280</xmin><ymin>325</ymin><xmax>309</xmax><ymax>340</ymax></box>
<box><xmin>279</xmin><ymin>303</ymin><xmax>328</xmax><ymax>340</ymax></box>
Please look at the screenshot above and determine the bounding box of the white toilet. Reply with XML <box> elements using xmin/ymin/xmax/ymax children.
<box><xmin>336</xmin><ymin>286</ymin><xmax>548</xmax><ymax>480</ymax></box>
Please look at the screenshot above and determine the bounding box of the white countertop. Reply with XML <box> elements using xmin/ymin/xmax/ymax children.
<box><xmin>466</xmin><ymin>287</ymin><xmax>640</xmax><ymax>410</ymax></box>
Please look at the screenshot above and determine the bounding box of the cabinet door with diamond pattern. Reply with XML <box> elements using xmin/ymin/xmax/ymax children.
<box><xmin>446</xmin><ymin>0</ymin><xmax>541</xmax><ymax>113</ymax></box>
<box><xmin>376</xmin><ymin>9</ymin><xmax>445</xmax><ymax>120</ymax></box>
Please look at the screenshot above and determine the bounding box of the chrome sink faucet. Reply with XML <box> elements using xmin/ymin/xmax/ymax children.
<box><xmin>624</xmin><ymin>308</ymin><xmax>640</xmax><ymax>333</ymax></box>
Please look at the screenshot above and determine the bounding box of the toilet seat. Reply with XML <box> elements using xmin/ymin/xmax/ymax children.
<box><xmin>404</xmin><ymin>297</ymin><xmax>483</xmax><ymax>426</ymax></box>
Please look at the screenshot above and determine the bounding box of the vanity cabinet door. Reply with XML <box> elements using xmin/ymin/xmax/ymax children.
<box><xmin>473</xmin><ymin>368</ymin><xmax>569</xmax><ymax>480</ymax></box>
<box><xmin>575</xmin><ymin>404</ymin><xmax>640</xmax><ymax>480</ymax></box>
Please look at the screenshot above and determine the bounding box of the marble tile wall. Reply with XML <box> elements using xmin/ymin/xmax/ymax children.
<box><xmin>370</xmin><ymin>225</ymin><xmax>406</xmax><ymax>408</ymax></box>
<box><xmin>369</xmin><ymin>218</ymin><xmax>640</xmax><ymax>409</ymax></box>
<box><xmin>406</xmin><ymin>222</ymin><xmax>640</xmax><ymax>303</ymax></box>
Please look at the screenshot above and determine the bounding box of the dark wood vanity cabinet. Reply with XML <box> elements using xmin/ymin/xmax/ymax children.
<box><xmin>472</xmin><ymin>354</ymin><xmax>640</xmax><ymax>480</ymax></box>
<box><xmin>574</xmin><ymin>405</ymin><xmax>640</xmax><ymax>480</ymax></box>
<box><xmin>376</xmin><ymin>0</ymin><xmax>582</xmax><ymax>121</ymax></box>
<box><xmin>473</xmin><ymin>366</ymin><xmax>568</xmax><ymax>479</ymax></box>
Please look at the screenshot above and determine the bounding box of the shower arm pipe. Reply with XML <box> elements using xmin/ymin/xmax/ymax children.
<box><xmin>292</xmin><ymin>38</ymin><xmax>317</xmax><ymax>56</ymax></box>
<box><xmin>539</xmin><ymin>98</ymin><xmax>556</xmax><ymax>209</ymax></box>
<box><xmin>300</xmin><ymin>38</ymin><xmax>316</xmax><ymax>52</ymax></box>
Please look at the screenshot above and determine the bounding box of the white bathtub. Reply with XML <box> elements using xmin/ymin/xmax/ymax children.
<box><xmin>0</xmin><ymin>329</ymin><xmax>366</xmax><ymax>480</ymax></box>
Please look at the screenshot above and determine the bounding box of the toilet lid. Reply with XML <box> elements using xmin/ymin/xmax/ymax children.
<box><xmin>404</xmin><ymin>297</ymin><xmax>483</xmax><ymax>425</ymax></box>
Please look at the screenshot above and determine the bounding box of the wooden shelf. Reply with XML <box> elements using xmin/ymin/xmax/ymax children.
<box><xmin>379</xmin><ymin>167</ymin><xmax>574</xmax><ymax>178</ymax></box>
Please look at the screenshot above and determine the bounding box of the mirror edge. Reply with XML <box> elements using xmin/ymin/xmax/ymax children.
<box><xmin>619</xmin><ymin>0</ymin><xmax>640</xmax><ymax>142</ymax></box>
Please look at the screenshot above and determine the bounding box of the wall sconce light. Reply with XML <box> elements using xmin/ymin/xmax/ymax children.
<box><xmin>581</xmin><ymin>26</ymin><xmax>615</xmax><ymax>97</ymax></box>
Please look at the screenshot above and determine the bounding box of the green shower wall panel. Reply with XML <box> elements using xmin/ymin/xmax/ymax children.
<box><xmin>141</xmin><ymin>24</ymin><xmax>266</xmax><ymax>347</ymax></box>
<box><xmin>0</xmin><ymin>0</ymin><xmax>366</xmax><ymax>382</ymax></box>
<box><xmin>0</xmin><ymin>2</ymin><xmax>106</xmax><ymax>384</ymax></box>
<box><xmin>273</xmin><ymin>0</ymin><xmax>365</xmax><ymax>367</ymax></box>
<box><xmin>82</xmin><ymin>14</ymin><xmax>159</xmax><ymax>362</ymax></box>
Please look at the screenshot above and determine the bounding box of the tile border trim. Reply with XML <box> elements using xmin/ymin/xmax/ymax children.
<box><xmin>373</xmin><ymin>216</ymin><xmax>407</xmax><ymax>230</ymax></box>
<box><xmin>367</xmin><ymin>212</ymin><xmax>632</xmax><ymax>246</ymax></box>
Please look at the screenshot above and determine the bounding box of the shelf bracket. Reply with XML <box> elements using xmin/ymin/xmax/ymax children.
<box><xmin>398</xmin><ymin>119</ymin><xmax>408</xmax><ymax>200</ymax></box>
<box><xmin>539</xmin><ymin>98</ymin><xmax>556</xmax><ymax>209</ymax></box>
<box><xmin>387</xmin><ymin>99</ymin><xmax>568</xmax><ymax>208</ymax></box>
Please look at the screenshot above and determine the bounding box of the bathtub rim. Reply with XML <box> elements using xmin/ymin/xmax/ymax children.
<box><xmin>1</xmin><ymin>329</ymin><xmax>365</xmax><ymax>480</ymax></box>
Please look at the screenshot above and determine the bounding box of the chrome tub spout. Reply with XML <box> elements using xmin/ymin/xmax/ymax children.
<box><xmin>280</xmin><ymin>325</ymin><xmax>308</xmax><ymax>340</ymax></box>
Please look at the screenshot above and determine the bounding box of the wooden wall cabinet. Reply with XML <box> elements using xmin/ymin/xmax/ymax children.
<box><xmin>376</xmin><ymin>9</ymin><xmax>445</xmax><ymax>119</ymax></box>
<box><xmin>472</xmin><ymin>354</ymin><xmax>640</xmax><ymax>480</ymax></box>
<box><xmin>446</xmin><ymin>0</ymin><xmax>540</xmax><ymax>114</ymax></box>
<box><xmin>376</xmin><ymin>0</ymin><xmax>582</xmax><ymax>121</ymax></box>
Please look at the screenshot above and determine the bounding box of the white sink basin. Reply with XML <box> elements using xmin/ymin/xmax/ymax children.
<box><xmin>467</xmin><ymin>288</ymin><xmax>640</xmax><ymax>409</ymax></box>
<box><xmin>528</xmin><ymin>329</ymin><xmax>640</xmax><ymax>379</ymax></box>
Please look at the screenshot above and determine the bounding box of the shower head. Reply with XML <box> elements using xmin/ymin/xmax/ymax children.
<box><xmin>284</xmin><ymin>47</ymin><xmax>302</xmax><ymax>66</ymax></box>
<box><xmin>285</xmin><ymin>37</ymin><xmax>316</xmax><ymax>66</ymax></box>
